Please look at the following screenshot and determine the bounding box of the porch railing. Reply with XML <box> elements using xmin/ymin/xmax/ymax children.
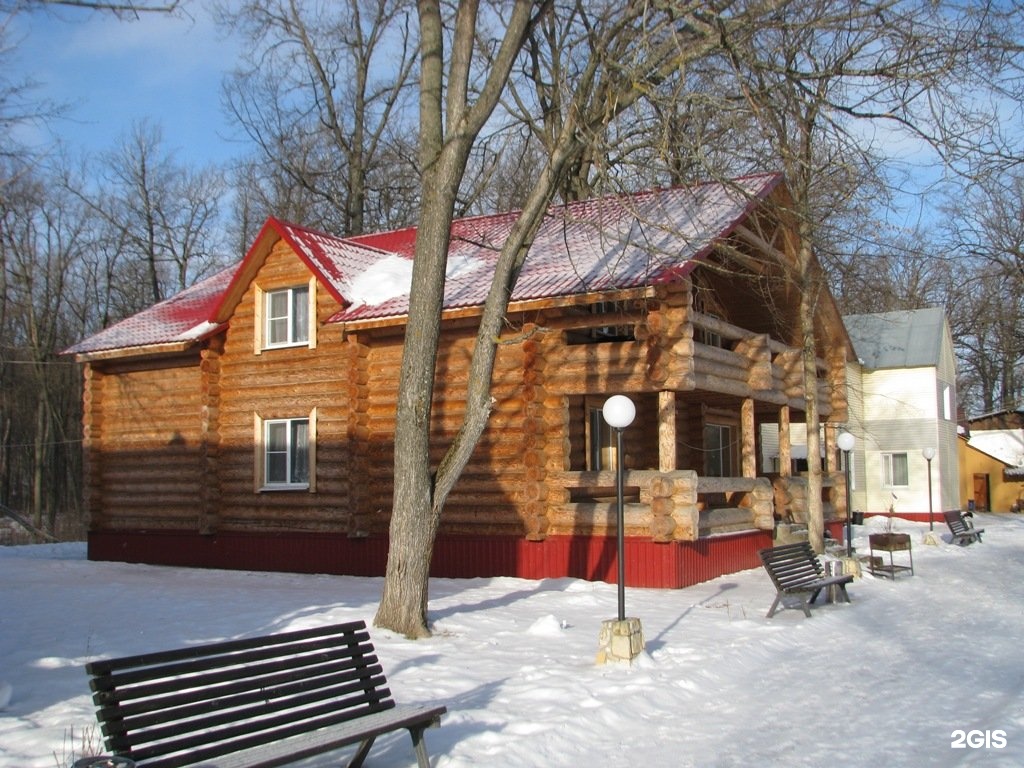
<box><xmin>546</xmin><ymin>470</ymin><xmax>774</xmax><ymax>542</ymax></box>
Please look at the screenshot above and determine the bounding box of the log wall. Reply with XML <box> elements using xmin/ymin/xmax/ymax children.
<box><xmin>85</xmin><ymin>236</ymin><xmax>849</xmax><ymax>553</ymax></box>
<box><xmin>215</xmin><ymin>243</ymin><xmax>353</xmax><ymax>533</ymax></box>
<box><xmin>93</xmin><ymin>357</ymin><xmax>205</xmax><ymax>529</ymax></box>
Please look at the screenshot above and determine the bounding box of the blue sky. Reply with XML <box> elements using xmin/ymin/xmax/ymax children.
<box><xmin>10</xmin><ymin>3</ymin><xmax>243</xmax><ymax>167</ymax></box>
<box><xmin>7</xmin><ymin>2</ymin><xmax>979</xmax><ymax>232</ymax></box>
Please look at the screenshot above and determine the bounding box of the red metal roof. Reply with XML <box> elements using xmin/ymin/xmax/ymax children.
<box><xmin>63</xmin><ymin>266</ymin><xmax>235</xmax><ymax>357</ymax></box>
<box><xmin>66</xmin><ymin>173</ymin><xmax>781</xmax><ymax>357</ymax></box>
<box><xmin>336</xmin><ymin>173</ymin><xmax>781</xmax><ymax>322</ymax></box>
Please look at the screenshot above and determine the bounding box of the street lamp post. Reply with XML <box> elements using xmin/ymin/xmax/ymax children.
<box><xmin>922</xmin><ymin>446</ymin><xmax>936</xmax><ymax>531</ymax></box>
<box><xmin>837</xmin><ymin>431</ymin><xmax>855</xmax><ymax>558</ymax></box>
<box><xmin>603</xmin><ymin>395</ymin><xmax>636</xmax><ymax>622</ymax></box>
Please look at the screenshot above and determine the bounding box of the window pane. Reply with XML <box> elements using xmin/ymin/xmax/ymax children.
<box><xmin>291</xmin><ymin>420</ymin><xmax>309</xmax><ymax>483</ymax></box>
<box><xmin>267</xmin><ymin>453</ymin><xmax>287</xmax><ymax>483</ymax></box>
<box><xmin>292</xmin><ymin>287</ymin><xmax>309</xmax><ymax>342</ymax></box>
<box><xmin>265</xmin><ymin>422</ymin><xmax>287</xmax><ymax>483</ymax></box>
<box><xmin>704</xmin><ymin>425</ymin><xmax>725</xmax><ymax>477</ymax></box>
<box><xmin>268</xmin><ymin>291</ymin><xmax>289</xmax><ymax>319</ymax></box>
<box><xmin>268</xmin><ymin>316</ymin><xmax>289</xmax><ymax>345</ymax></box>
<box><xmin>892</xmin><ymin>453</ymin><xmax>909</xmax><ymax>486</ymax></box>
<box><xmin>884</xmin><ymin>452</ymin><xmax>909</xmax><ymax>487</ymax></box>
<box><xmin>267</xmin><ymin>422</ymin><xmax>287</xmax><ymax>451</ymax></box>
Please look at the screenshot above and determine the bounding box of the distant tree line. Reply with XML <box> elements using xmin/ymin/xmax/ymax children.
<box><xmin>1</xmin><ymin>0</ymin><xmax>1021</xmax><ymax>547</ymax></box>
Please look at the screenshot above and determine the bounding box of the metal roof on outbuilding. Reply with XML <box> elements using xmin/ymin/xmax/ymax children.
<box><xmin>843</xmin><ymin>307</ymin><xmax>947</xmax><ymax>370</ymax></box>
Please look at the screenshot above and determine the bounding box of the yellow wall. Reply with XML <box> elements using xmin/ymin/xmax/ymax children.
<box><xmin>958</xmin><ymin>438</ymin><xmax>1024</xmax><ymax>512</ymax></box>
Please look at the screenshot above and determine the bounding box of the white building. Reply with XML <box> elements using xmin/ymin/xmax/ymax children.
<box><xmin>761</xmin><ymin>307</ymin><xmax>959</xmax><ymax>521</ymax></box>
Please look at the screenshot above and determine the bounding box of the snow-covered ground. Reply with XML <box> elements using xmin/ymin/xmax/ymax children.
<box><xmin>2</xmin><ymin>513</ymin><xmax>1022</xmax><ymax>767</ymax></box>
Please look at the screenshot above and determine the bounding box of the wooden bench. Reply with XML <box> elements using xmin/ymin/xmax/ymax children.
<box><xmin>944</xmin><ymin>509</ymin><xmax>985</xmax><ymax>545</ymax></box>
<box><xmin>83</xmin><ymin>620</ymin><xmax>447</xmax><ymax>768</ymax></box>
<box><xmin>759</xmin><ymin>542</ymin><xmax>853</xmax><ymax>618</ymax></box>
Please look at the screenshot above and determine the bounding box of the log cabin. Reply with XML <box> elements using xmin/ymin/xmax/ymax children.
<box><xmin>65</xmin><ymin>173</ymin><xmax>855</xmax><ymax>588</ymax></box>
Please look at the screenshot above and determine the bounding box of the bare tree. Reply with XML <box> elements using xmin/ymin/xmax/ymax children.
<box><xmin>218</xmin><ymin>0</ymin><xmax>418</xmax><ymax>235</ymax></box>
<box><xmin>376</xmin><ymin>0</ymin><xmax>753</xmax><ymax>638</ymax></box>
<box><xmin>77</xmin><ymin>121</ymin><xmax>227</xmax><ymax>310</ymax></box>
<box><xmin>0</xmin><ymin>160</ymin><xmax>88</xmax><ymax>536</ymax></box>
<box><xmin>2</xmin><ymin>0</ymin><xmax>180</xmax><ymax>16</ymax></box>
<box><xmin>940</xmin><ymin>173</ymin><xmax>1024</xmax><ymax>413</ymax></box>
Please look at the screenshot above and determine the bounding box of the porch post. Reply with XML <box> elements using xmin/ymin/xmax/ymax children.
<box><xmin>778</xmin><ymin>405</ymin><xmax>791</xmax><ymax>477</ymax></box>
<box><xmin>824</xmin><ymin>423</ymin><xmax>839</xmax><ymax>472</ymax></box>
<box><xmin>658</xmin><ymin>390</ymin><xmax>677</xmax><ymax>472</ymax></box>
<box><xmin>742</xmin><ymin>398</ymin><xmax>756</xmax><ymax>478</ymax></box>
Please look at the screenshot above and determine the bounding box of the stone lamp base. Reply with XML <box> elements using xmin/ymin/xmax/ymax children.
<box><xmin>596</xmin><ymin>617</ymin><xmax>645</xmax><ymax>665</ymax></box>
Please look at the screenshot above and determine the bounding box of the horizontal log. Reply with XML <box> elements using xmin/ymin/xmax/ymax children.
<box><xmin>692</xmin><ymin>355</ymin><xmax>749</xmax><ymax>383</ymax></box>
<box><xmin>547</xmin><ymin>502</ymin><xmax>652</xmax><ymax>537</ymax></box>
<box><xmin>697</xmin><ymin>476</ymin><xmax>762</xmax><ymax>493</ymax></box>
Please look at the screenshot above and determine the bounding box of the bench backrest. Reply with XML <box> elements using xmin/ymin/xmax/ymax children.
<box><xmin>944</xmin><ymin>510</ymin><xmax>971</xmax><ymax>534</ymax></box>
<box><xmin>759</xmin><ymin>542</ymin><xmax>825</xmax><ymax>589</ymax></box>
<box><xmin>85</xmin><ymin>620</ymin><xmax>394</xmax><ymax>768</ymax></box>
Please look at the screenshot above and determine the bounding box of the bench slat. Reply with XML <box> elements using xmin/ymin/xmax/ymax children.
<box><xmin>96</xmin><ymin>657</ymin><xmax>386</xmax><ymax>720</ymax></box>
<box><xmin>98</xmin><ymin>663</ymin><xmax>387</xmax><ymax>727</ymax></box>
<box><xmin>93</xmin><ymin>647</ymin><xmax>383</xmax><ymax>707</ymax></box>
<box><xmin>105</xmin><ymin>680</ymin><xmax>393</xmax><ymax>751</ymax></box>
<box><xmin>86</xmin><ymin>621</ymin><xmax>371</xmax><ymax>676</ymax></box>
<box><xmin>123</xmin><ymin>693</ymin><xmax>396</xmax><ymax>765</ymax></box>
<box><xmin>90</xmin><ymin>635</ymin><xmax>377</xmax><ymax>693</ymax></box>
<box><xmin>185</xmin><ymin>704</ymin><xmax>447</xmax><ymax>768</ymax></box>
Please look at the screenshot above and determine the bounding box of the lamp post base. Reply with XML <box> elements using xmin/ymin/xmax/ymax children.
<box><xmin>596</xmin><ymin>617</ymin><xmax>645</xmax><ymax>665</ymax></box>
<box><xmin>838</xmin><ymin>555</ymin><xmax>862</xmax><ymax>579</ymax></box>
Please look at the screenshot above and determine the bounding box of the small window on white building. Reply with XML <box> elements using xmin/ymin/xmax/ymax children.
<box><xmin>882</xmin><ymin>452</ymin><xmax>909</xmax><ymax>488</ymax></box>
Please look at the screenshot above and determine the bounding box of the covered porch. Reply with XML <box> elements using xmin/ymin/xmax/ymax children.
<box><xmin>532</xmin><ymin>300</ymin><xmax>852</xmax><ymax>543</ymax></box>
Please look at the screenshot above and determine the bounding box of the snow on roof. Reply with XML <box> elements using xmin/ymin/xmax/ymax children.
<box><xmin>67</xmin><ymin>173</ymin><xmax>782</xmax><ymax>356</ymax></box>
<box><xmin>346</xmin><ymin>254</ymin><xmax>415</xmax><ymax>306</ymax></box>
<box><xmin>968</xmin><ymin>429</ymin><xmax>1024</xmax><ymax>468</ymax></box>
<box><xmin>337</xmin><ymin>173</ymin><xmax>780</xmax><ymax>322</ymax></box>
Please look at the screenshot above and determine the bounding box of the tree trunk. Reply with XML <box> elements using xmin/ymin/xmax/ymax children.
<box><xmin>374</xmin><ymin>0</ymin><xmax>547</xmax><ymax>638</ymax></box>
<box><xmin>798</xmin><ymin>228</ymin><xmax>825</xmax><ymax>554</ymax></box>
<box><xmin>32</xmin><ymin>393</ymin><xmax>46</xmax><ymax>532</ymax></box>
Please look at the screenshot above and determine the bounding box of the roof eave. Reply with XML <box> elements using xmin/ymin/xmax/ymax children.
<box><xmin>73</xmin><ymin>340</ymin><xmax>201</xmax><ymax>363</ymax></box>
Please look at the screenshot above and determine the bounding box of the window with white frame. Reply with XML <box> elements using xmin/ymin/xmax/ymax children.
<box><xmin>265</xmin><ymin>286</ymin><xmax>309</xmax><ymax>347</ymax></box>
<box><xmin>256</xmin><ymin>413</ymin><xmax>315</xmax><ymax>490</ymax></box>
<box><xmin>882</xmin><ymin>452</ymin><xmax>909</xmax><ymax>488</ymax></box>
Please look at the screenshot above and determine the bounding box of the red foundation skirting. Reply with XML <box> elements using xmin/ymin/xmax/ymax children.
<box><xmin>88</xmin><ymin>528</ymin><xmax>774</xmax><ymax>589</ymax></box>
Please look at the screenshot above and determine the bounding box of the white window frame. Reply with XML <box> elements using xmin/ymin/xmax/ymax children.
<box><xmin>254</xmin><ymin>410</ymin><xmax>317</xmax><ymax>492</ymax></box>
<box><xmin>254</xmin><ymin>279</ymin><xmax>317</xmax><ymax>353</ymax></box>
<box><xmin>882</xmin><ymin>451</ymin><xmax>909</xmax><ymax>488</ymax></box>
<box><xmin>265</xmin><ymin>286</ymin><xmax>309</xmax><ymax>347</ymax></box>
